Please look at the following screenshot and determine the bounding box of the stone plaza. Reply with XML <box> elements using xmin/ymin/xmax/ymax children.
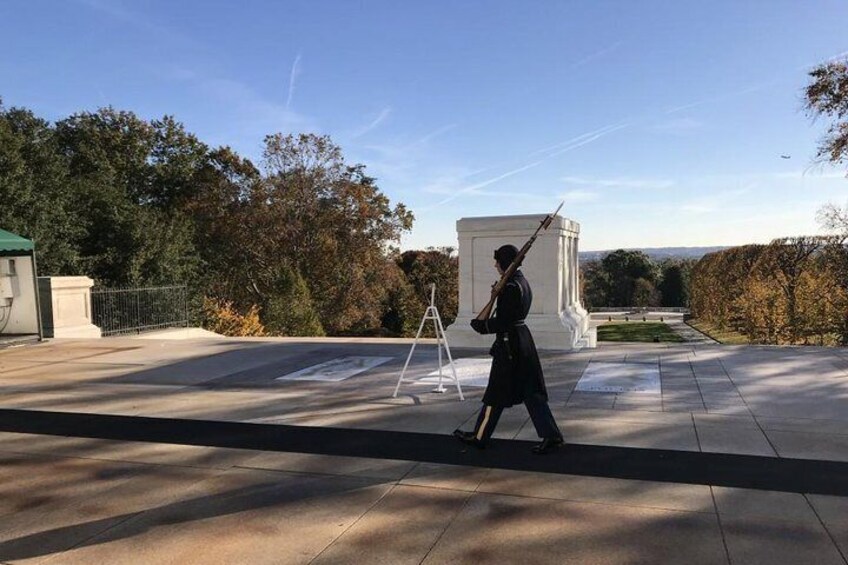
<box><xmin>1</xmin><ymin>334</ymin><xmax>848</xmax><ymax>564</ymax></box>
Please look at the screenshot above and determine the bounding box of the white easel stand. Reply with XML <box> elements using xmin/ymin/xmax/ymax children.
<box><xmin>393</xmin><ymin>284</ymin><xmax>464</xmax><ymax>400</ymax></box>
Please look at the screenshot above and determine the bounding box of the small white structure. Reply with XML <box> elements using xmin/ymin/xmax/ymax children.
<box><xmin>0</xmin><ymin>229</ymin><xmax>42</xmax><ymax>339</ymax></box>
<box><xmin>445</xmin><ymin>214</ymin><xmax>595</xmax><ymax>350</ymax></box>
<box><xmin>38</xmin><ymin>276</ymin><xmax>102</xmax><ymax>338</ymax></box>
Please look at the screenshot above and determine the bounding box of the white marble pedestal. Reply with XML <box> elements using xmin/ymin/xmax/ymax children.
<box><xmin>38</xmin><ymin>276</ymin><xmax>102</xmax><ymax>338</ymax></box>
<box><xmin>445</xmin><ymin>214</ymin><xmax>595</xmax><ymax>350</ymax></box>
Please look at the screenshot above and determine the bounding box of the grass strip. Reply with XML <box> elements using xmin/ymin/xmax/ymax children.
<box><xmin>597</xmin><ymin>322</ymin><xmax>685</xmax><ymax>343</ymax></box>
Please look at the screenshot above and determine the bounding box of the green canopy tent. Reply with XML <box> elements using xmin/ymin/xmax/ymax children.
<box><xmin>0</xmin><ymin>229</ymin><xmax>43</xmax><ymax>340</ymax></box>
<box><xmin>0</xmin><ymin>229</ymin><xmax>35</xmax><ymax>256</ymax></box>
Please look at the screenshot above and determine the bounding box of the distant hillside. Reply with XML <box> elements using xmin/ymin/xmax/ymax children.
<box><xmin>579</xmin><ymin>246</ymin><xmax>730</xmax><ymax>262</ymax></box>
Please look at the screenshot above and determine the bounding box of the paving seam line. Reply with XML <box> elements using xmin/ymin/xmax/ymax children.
<box><xmin>418</xmin><ymin>490</ymin><xmax>474</xmax><ymax>565</ymax></box>
<box><xmin>719</xmin><ymin>357</ymin><xmax>781</xmax><ymax>457</ymax></box>
<box><xmin>803</xmin><ymin>493</ymin><xmax>848</xmax><ymax>565</ymax></box>
<box><xmin>306</xmin><ymin>483</ymin><xmax>398</xmax><ymax>564</ymax></box>
<box><xmin>305</xmin><ymin>452</ymin><xmax>423</xmax><ymax>563</ymax></box>
<box><xmin>709</xmin><ymin>486</ymin><xmax>733</xmax><ymax>565</ymax></box>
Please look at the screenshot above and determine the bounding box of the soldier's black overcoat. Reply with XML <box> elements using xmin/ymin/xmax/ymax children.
<box><xmin>478</xmin><ymin>270</ymin><xmax>547</xmax><ymax>407</ymax></box>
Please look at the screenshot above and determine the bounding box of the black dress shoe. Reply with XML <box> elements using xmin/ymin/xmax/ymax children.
<box><xmin>453</xmin><ymin>429</ymin><xmax>486</xmax><ymax>449</ymax></box>
<box><xmin>531</xmin><ymin>437</ymin><xmax>564</xmax><ymax>455</ymax></box>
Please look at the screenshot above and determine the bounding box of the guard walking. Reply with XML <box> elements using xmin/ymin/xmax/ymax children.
<box><xmin>453</xmin><ymin>244</ymin><xmax>564</xmax><ymax>454</ymax></box>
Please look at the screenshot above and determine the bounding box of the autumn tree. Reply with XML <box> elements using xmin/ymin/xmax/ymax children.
<box><xmin>753</xmin><ymin>237</ymin><xmax>833</xmax><ymax>343</ymax></box>
<box><xmin>690</xmin><ymin>245</ymin><xmax>765</xmax><ymax>330</ymax></box>
<box><xmin>817</xmin><ymin>202</ymin><xmax>848</xmax><ymax>241</ymax></box>
<box><xmin>691</xmin><ymin>238</ymin><xmax>848</xmax><ymax>345</ymax></box>
<box><xmin>806</xmin><ymin>57</ymin><xmax>848</xmax><ymax>239</ymax></box>
<box><xmin>256</xmin><ymin>133</ymin><xmax>413</xmax><ymax>334</ymax></box>
<box><xmin>580</xmin><ymin>260</ymin><xmax>609</xmax><ymax>309</ymax></box>
<box><xmin>806</xmin><ymin>57</ymin><xmax>848</xmax><ymax>170</ymax></box>
<box><xmin>817</xmin><ymin>240</ymin><xmax>848</xmax><ymax>345</ymax></box>
<box><xmin>1</xmin><ymin>101</ymin><xmax>421</xmax><ymax>337</ymax></box>
<box><xmin>394</xmin><ymin>247</ymin><xmax>459</xmax><ymax>336</ymax></box>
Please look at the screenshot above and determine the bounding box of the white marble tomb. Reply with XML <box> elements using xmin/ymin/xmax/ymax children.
<box><xmin>444</xmin><ymin>213</ymin><xmax>596</xmax><ymax>350</ymax></box>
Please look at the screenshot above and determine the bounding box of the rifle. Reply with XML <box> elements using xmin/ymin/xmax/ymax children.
<box><xmin>475</xmin><ymin>201</ymin><xmax>564</xmax><ymax>321</ymax></box>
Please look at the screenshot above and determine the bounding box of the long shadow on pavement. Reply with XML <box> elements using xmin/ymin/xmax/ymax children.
<box><xmin>1</xmin><ymin>408</ymin><xmax>848</xmax><ymax>496</ymax></box>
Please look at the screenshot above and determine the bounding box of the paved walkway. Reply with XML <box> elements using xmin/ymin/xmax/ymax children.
<box><xmin>0</xmin><ymin>337</ymin><xmax>847</xmax><ymax>563</ymax></box>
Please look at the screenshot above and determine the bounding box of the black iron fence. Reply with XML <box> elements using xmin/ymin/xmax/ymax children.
<box><xmin>91</xmin><ymin>285</ymin><xmax>189</xmax><ymax>336</ymax></box>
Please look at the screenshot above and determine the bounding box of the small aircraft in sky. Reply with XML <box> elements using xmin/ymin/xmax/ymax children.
<box><xmin>780</xmin><ymin>155</ymin><xmax>791</xmax><ymax>159</ymax></box>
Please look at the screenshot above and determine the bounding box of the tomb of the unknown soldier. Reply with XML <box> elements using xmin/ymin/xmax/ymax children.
<box><xmin>3</xmin><ymin>4</ymin><xmax>848</xmax><ymax>559</ymax></box>
<box><xmin>445</xmin><ymin>213</ymin><xmax>596</xmax><ymax>351</ymax></box>
<box><xmin>2</xmin><ymin>210</ymin><xmax>848</xmax><ymax>562</ymax></box>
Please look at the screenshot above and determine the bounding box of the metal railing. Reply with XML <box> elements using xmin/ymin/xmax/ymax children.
<box><xmin>91</xmin><ymin>285</ymin><xmax>189</xmax><ymax>336</ymax></box>
<box><xmin>589</xmin><ymin>306</ymin><xmax>690</xmax><ymax>313</ymax></box>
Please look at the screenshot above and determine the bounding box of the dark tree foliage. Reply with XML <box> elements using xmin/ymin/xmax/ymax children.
<box><xmin>0</xmin><ymin>101</ymin><xmax>424</xmax><ymax>337</ymax></box>
<box><xmin>580</xmin><ymin>250</ymin><xmax>693</xmax><ymax>308</ymax></box>
<box><xmin>580</xmin><ymin>260</ymin><xmax>609</xmax><ymax>310</ymax></box>
<box><xmin>600</xmin><ymin>249</ymin><xmax>658</xmax><ymax>307</ymax></box>
<box><xmin>52</xmin><ymin>107</ymin><xmax>204</xmax><ymax>286</ymax></box>
<box><xmin>657</xmin><ymin>259</ymin><xmax>695</xmax><ymax>307</ymax></box>
<box><xmin>396</xmin><ymin>247</ymin><xmax>459</xmax><ymax>335</ymax></box>
<box><xmin>0</xmin><ymin>103</ymin><xmax>83</xmax><ymax>274</ymax></box>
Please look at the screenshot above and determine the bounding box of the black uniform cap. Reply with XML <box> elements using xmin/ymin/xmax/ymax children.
<box><xmin>494</xmin><ymin>244</ymin><xmax>521</xmax><ymax>271</ymax></box>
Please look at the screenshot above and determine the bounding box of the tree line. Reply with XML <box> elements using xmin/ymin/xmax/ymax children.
<box><xmin>580</xmin><ymin>249</ymin><xmax>694</xmax><ymax>309</ymax></box>
<box><xmin>689</xmin><ymin>237</ymin><xmax>848</xmax><ymax>345</ymax></box>
<box><xmin>0</xmin><ymin>100</ymin><xmax>457</xmax><ymax>336</ymax></box>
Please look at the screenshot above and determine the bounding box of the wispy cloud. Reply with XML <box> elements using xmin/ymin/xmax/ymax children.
<box><xmin>420</xmin><ymin>160</ymin><xmax>545</xmax><ymax>210</ymax></box>
<box><xmin>417</xmin><ymin>124</ymin><xmax>457</xmax><ymax>144</ymax></box>
<box><xmin>350</xmin><ymin>107</ymin><xmax>392</xmax><ymax>139</ymax></box>
<box><xmin>803</xmin><ymin>49</ymin><xmax>848</xmax><ymax>70</ymax></box>
<box><xmin>770</xmin><ymin>169</ymin><xmax>847</xmax><ymax>180</ymax></box>
<box><xmin>560</xmin><ymin>189</ymin><xmax>600</xmax><ymax>204</ymax></box>
<box><xmin>680</xmin><ymin>187</ymin><xmax>752</xmax><ymax>214</ymax></box>
<box><xmin>286</xmin><ymin>53</ymin><xmax>302</xmax><ymax>110</ymax></box>
<box><xmin>75</xmin><ymin>0</ymin><xmax>199</xmax><ymax>46</ymax></box>
<box><xmin>561</xmin><ymin>175</ymin><xmax>675</xmax><ymax>190</ymax></box>
<box><xmin>420</xmin><ymin>122</ymin><xmax>630</xmax><ymax>212</ymax></box>
<box><xmin>661</xmin><ymin>50</ymin><xmax>846</xmax><ymax>120</ymax></box>
<box><xmin>547</xmin><ymin>123</ymin><xmax>630</xmax><ymax>157</ymax></box>
<box><xmin>531</xmin><ymin>122</ymin><xmax>629</xmax><ymax>157</ymax></box>
<box><xmin>573</xmin><ymin>41</ymin><xmax>623</xmax><ymax>68</ymax></box>
<box><xmin>665</xmin><ymin>80</ymin><xmax>779</xmax><ymax>115</ymax></box>
<box><xmin>195</xmin><ymin>77</ymin><xmax>316</xmax><ymax>152</ymax></box>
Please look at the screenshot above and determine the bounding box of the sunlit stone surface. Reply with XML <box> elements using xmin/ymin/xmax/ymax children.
<box><xmin>277</xmin><ymin>356</ymin><xmax>394</xmax><ymax>382</ymax></box>
<box><xmin>417</xmin><ymin>357</ymin><xmax>493</xmax><ymax>388</ymax></box>
<box><xmin>445</xmin><ymin>213</ymin><xmax>595</xmax><ymax>350</ymax></box>
<box><xmin>575</xmin><ymin>362</ymin><xmax>661</xmax><ymax>393</ymax></box>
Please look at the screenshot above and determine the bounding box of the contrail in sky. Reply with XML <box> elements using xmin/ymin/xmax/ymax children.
<box><xmin>286</xmin><ymin>53</ymin><xmax>302</xmax><ymax>110</ymax></box>
<box><xmin>351</xmin><ymin>107</ymin><xmax>392</xmax><ymax>138</ymax></box>
<box><xmin>425</xmin><ymin>121</ymin><xmax>630</xmax><ymax>211</ymax></box>
<box><xmin>428</xmin><ymin>160</ymin><xmax>545</xmax><ymax>208</ymax></box>
<box><xmin>547</xmin><ymin>123</ymin><xmax>630</xmax><ymax>157</ymax></box>
<box><xmin>530</xmin><ymin>122</ymin><xmax>629</xmax><ymax>156</ymax></box>
<box><xmin>572</xmin><ymin>41</ymin><xmax>623</xmax><ymax>68</ymax></box>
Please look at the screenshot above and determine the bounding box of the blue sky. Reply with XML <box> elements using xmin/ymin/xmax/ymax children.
<box><xmin>2</xmin><ymin>0</ymin><xmax>847</xmax><ymax>251</ymax></box>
